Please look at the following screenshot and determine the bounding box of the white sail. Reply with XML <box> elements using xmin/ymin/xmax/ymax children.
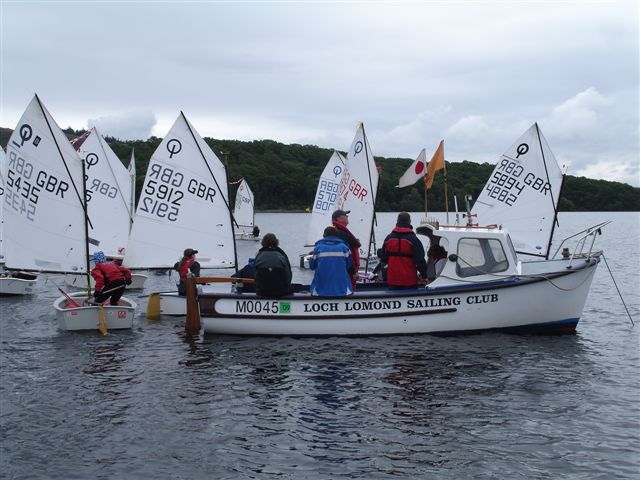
<box><xmin>233</xmin><ymin>179</ymin><xmax>255</xmax><ymax>234</ymax></box>
<box><xmin>4</xmin><ymin>95</ymin><xmax>87</xmax><ymax>273</ymax></box>
<box><xmin>472</xmin><ymin>123</ymin><xmax>563</xmax><ymax>257</ymax></box>
<box><xmin>335</xmin><ymin>123</ymin><xmax>379</xmax><ymax>258</ymax></box>
<box><xmin>306</xmin><ymin>151</ymin><xmax>346</xmax><ymax>246</ymax></box>
<box><xmin>128</xmin><ymin>149</ymin><xmax>136</xmax><ymax>230</ymax></box>
<box><xmin>0</xmin><ymin>149</ymin><xmax>5</xmax><ymax>263</ymax></box>
<box><xmin>125</xmin><ymin>112</ymin><xmax>235</xmax><ymax>269</ymax></box>
<box><xmin>77</xmin><ymin>128</ymin><xmax>132</xmax><ymax>257</ymax></box>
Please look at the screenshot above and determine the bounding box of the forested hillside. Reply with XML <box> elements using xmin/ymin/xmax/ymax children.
<box><xmin>2</xmin><ymin>127</ymin><xmax>638</xmax><ymax>211</ymax></box>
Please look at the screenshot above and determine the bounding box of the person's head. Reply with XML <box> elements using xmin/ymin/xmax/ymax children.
<box><xmin>261</xmin><ymin>233</ymin><xmax>279</xmax><ymax>248</ymax></box>
<box><xmin>93</xmin><ymin>251</ymin><xmax>106</xmax><ymax>265</ymax></box>
<box><xmin>397</xmin><ymin>211</ymin><xmax>411</xmax><ymax>225</ymax></box>
<box><xmin>332</xmin><ymin>209</ymin><xmax>350</xmax><ymax>225</ymax></box>
<box><xmin>183</xmin><ymin>248</ymin><xmax>198</xmax><ymax>259</ymax></box>
<box><xmin>323</xmin><ymin>226</ymin><xmax>340</xmax><ymax>238</ymax></box>
<box><xmin>113</xmin><ymin>258</ymin><xmax>123</xmax><ymax>266</ymax></box>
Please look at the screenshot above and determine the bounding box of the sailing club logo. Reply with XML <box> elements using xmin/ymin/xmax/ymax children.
<box><xmin>85</xmin><ymin>153</ymin><xmax>99</xmax><ymax>169</ymax></box>
<box><xmin>516</xmin><ymin>143</ymin><xmax>529</xmax><ymax>158</ymax></box>
<box><xmin>166</xmin><ymin>139</ymin><xmax>182</xmax><ymax>158</ymax></box>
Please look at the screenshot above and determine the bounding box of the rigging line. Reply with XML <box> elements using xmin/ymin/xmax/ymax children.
<box><xmin>36</xmin><ymin>94</ymin><xmax>94</xmax><ymax>231</ymax></box>
<box><xmin>601</xmin><ymin>253</ymin><xmax>635</xmax><ymax>326</ymax></box>
<box><xmin>180</xmin><ymin>111</ymin><xmax>238</xmax><ymax>270</ymax></box>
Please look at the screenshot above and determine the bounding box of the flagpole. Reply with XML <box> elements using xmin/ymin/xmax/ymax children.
<box><xmin>443</xmin><ymin>149</ymin><xmax>449</xmax><ymax>224</ymax></box>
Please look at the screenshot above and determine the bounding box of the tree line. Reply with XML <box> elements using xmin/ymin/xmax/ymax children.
<box><xmin>1</xmin><ymin>127</ymin><xmax>638</xmax><ymax>212</ymax></box>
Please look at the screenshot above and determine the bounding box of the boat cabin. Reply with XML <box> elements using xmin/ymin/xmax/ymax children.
<box><xmin>416</xmin><ymin>222</ymin><xmax>520</xmax><ymax>286</ymax></box>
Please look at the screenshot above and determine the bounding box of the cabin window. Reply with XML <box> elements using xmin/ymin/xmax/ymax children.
<box><xmin>456</xmin><ymin>238</ymin><xmax>509</xmax><ymax>277</ymax></box>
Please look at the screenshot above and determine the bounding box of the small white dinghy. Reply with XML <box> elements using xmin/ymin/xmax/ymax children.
<box><xmin>54</xmin><ymin>291</ymin><xmax>137</xmax><ymax>331</ymax></box>
<box><xmin>0</xmin><ymin>272</ymin><xmax>38</xmax><ymax>295</ymax></box>
<box><xmin>233</xmin><ymin>179</ymin><xmax>260</xmax><ymax>241</ymax></box>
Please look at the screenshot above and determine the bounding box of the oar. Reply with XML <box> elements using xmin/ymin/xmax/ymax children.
<box><xmin>57</xmin><ymin>287</ymin><xmax>82</xmax><ymax>308</ymax></box>
<box><xmin>97</xmin><ymin>305</ymin><xmax>108</xmax><ymax>335</ymax></box>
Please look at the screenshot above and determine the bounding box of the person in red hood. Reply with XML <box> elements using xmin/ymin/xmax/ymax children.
<box><xmin>174</xmin><ymin>248</ymin><xmax>201</xmax><ymax>296</ymax></box>
<box><xmin>378</xmin><ymin>212</ymin><xmax>427</xmax><ymax>289</ymax></box>
<box><xmin>90</xmin><ymin>251</ymin><xmax>132</xmax><ymax>305</ymax></box>
<box><xmin>331</xmin><ymin>209</ymin><xmax>360</xmax><ymax>289</ymax></box>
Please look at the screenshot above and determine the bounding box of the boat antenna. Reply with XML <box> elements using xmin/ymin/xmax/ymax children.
<box><xmin>181</xmin><ymin>111</ymin><xmax>239</xmax><ymax>271</ymax></box>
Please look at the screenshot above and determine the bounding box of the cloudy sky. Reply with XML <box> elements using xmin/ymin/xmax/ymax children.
<box><xmin>1</xmin><ymin>1</ymin><xmax>638</xmax><ymax>186</ymax></box>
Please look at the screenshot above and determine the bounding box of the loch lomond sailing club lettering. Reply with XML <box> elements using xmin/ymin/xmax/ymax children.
<box><xmin>233</xmin><ymin>294</ymin><xmax>499</xmax><ymax>315</ymax></box>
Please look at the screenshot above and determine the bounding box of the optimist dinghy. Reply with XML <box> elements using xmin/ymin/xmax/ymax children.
<box><xmin>54</xmin><ymin>291</ymin><xmax>136</xmax><ymax>331</ymax></box>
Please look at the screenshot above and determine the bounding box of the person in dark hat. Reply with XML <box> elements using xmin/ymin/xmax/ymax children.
<box><xmin>174</xmin><ymin>248</ymin><xmax>201</xmax><ymax>295</ymax></box>
<box><xmin>331</xmin><ymin>209</ymin><xmax>361</xmax><ymax>289</ymax></box>
<box><xmin>90</xmin><ymin>250</ymin><xmax>132</xmax><ymax>305</ymax></box>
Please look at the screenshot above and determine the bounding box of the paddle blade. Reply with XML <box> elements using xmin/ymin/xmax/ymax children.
<box><xmin>98</xmin><ymin>305</ymin><xmax>107</xmax><ymax>335</ymax></box>
<box><xmin>146</xmin><ymin>293</ymin><xmax>161</xmax><ymax>320</ymax></box>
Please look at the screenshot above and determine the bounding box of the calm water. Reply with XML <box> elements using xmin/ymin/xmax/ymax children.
<box><xmin>1</xmin><ymin>212</ymin><xmax>638</xmax><ymax>479</ymax></box>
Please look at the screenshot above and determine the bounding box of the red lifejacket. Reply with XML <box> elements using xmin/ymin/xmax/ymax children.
<box><xmin>178</xmin><ymin>258</ymin><xmax>195</xmax><ymax>281</ymax></box>
<box><xmin>91</xmin><ymin>262</ymin><xmax>131</xmax><ymax>291</ymax></box>
<box><xmin>383</xmin><ymin>226</ymin><xmax>419</xmax><ymax>286</ymax></box>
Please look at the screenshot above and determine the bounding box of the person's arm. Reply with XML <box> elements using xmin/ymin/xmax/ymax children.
<box><xmin>412</xmin><ymin>236</ymin><xmax>428</xmax><ymax>278</ymax></box>
<box><xmin>121</xmin><ymin>266</ymin><xmax>132</xmax><ymax>284</ymax></box>
<box><xmin>91</xmin><ymin>266</ymin><xmax>104</xmax><ymax>293</ymax></box>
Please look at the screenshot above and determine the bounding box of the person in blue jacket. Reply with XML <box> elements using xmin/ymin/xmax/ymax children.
<box><xmin>309</xmin><ymin>226</ymin><xmax>354</xmax><ymax>296</ymax></box>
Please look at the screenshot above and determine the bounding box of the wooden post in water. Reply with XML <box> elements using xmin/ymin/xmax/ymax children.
<box><xmin>185</xmin><ymin>275</ymin><xmax>200</xmax><ymax>334</ymax></box>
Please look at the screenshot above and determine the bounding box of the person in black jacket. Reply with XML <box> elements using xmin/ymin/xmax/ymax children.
<box><xmin>254</xmin><ymin>233</ymin><xmax>293</xmax><ymax>297</ymax></box>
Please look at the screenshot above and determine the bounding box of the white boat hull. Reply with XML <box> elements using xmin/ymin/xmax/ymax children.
<box><xmin>64</xmin><ymin>273</ymin><xmax>148</xmax><ymax>290</ymax></box>
<box><xmin>199</xmin><ymin>259</ymin><xmax>598</xmax><ymax>336</ymax></box>
<box><xmin>53</xmin><ymin>292</ymin><xmax>137</xmax><ymax>331</ymax></box>
<box><xmin>0</xmin><ymin>275</ymin><xmax>37</xmax><ymax>295</ymax></box>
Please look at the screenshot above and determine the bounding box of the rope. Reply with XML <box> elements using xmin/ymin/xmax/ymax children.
<box><xmin>602</xmin><ymin>253</ymin><xmax>635</xmax><ymax>326</ymax></box>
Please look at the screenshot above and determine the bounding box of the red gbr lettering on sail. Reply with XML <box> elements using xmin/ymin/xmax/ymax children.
<box><xmin>348</xmin><ymin>179</ymin><xmax>367</xmax><ymax>201</ymax></box>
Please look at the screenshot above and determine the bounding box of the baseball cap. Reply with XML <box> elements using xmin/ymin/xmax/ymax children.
<box><xmin>331</xmin><ymin>209</ymin><xmax>350</xmax><ymax>220</ymax></box>
<box><xmin>183</xmin><ymin>248</ymin><xmax>198</xmax><ymax>257</ymax></box>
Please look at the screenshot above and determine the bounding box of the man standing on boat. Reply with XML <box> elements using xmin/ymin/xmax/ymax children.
<box><xmin>378</xmin><ymin>212</ymin><xmax>427</xmax><ymax>289</ymax></box>
<box><xmin>332</xmin><ymin>209</ymin><xmax>361</xmax><ymax>289</ymax></box>
<box><xmin>90</xmin><ymin>251</ymin><xmax>132</xmax><ymax>305</ymax></box>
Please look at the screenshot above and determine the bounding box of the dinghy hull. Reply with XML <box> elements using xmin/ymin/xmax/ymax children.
<box><xmin>0</xmin><ymin>276</ymin><xmax>37</xmax><ymax>295</ymax></box>
<box><xmin>53</xmin><ymin>292</ymin><xmax>137</xmax><ymax>331</ymax></box>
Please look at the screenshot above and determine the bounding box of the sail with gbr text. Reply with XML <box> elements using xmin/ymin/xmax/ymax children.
<box><xmin>335</xmin><ymin>123</ymin><xmax>379</xmax><ymax>258</ymax></box>
<box><xmin>472</xmin><ymin>123</ymin><xmax>563</xmax><ymax>257</ymax></box>
<box><xmin>4</xmin><ymin>95</ymin><xmax>87</xmax><ymax>273</ymax></box>
<box><xmin>78</xmin><ymin>128</ymin><xmax>132</xmax><ymax>257</ymax></box>
<box><xmin>125</xmin><ymin>112</ymin><xmax>235</xmax><ymax>269</ymax></box>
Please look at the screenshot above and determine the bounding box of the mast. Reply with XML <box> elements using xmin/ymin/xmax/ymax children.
<box><xmin>362</xmin><ymin>124</ymin><xmax>377</xmax><ymax>272</ymax></box>
<box><xmin>545</xmin><ymin>174</ymin><xmax>565</xmax><ymax>260</ymax></box>
<box><xmin>81</xmin><ymin>158</ymin><xmax>92</xmax><ymax>296</ymax></box>
<box><xmin>182</xmin><ymin>111</ymin><xmax>238</xmax><ymax>270</ymax></box>
<box><xmin>535</xmin><ymin>123</ymin><xmax>560</xmax><ymax>259</ymax></box>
